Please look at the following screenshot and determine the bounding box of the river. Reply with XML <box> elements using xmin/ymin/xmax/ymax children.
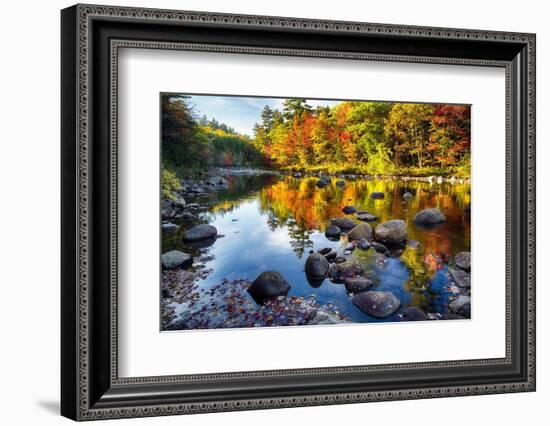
<box><xmin>162</xmin><ymin>171</ymin><xmax>471</xmax><ymax>329</ymax></box>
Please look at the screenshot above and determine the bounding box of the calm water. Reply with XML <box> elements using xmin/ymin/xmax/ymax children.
<box><xmin>163</xmin><ymin>174</ymin><xmax>471</xmax><ymax>323</ymax></box>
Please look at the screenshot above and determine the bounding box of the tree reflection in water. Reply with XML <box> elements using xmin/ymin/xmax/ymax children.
<box><xmin>163</xmin><ymin>173</ymin><xmax>471</xmax><ymax>323</ymax></box>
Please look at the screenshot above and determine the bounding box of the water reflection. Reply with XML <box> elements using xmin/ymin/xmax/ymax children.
<box><xmin>163</xmin><ymin>174</ymin><xmax>471</xmax><ymax>323</ymax></box>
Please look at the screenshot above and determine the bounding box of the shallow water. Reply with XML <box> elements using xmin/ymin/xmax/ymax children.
<box><xmin>163</xmin><ymin>173</ymin><xmax>471</xmax><ymax>324</ymax></box>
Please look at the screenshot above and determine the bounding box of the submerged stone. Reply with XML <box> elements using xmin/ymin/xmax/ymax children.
<box><xmin>325</xmin><ymin>224</ymin><xmax>342</xmax><ymax>240</ymax></box>
<box><xmin>248</xmin><ymin>271</ymin><xmax>291</xmax><ymax>301</ymax></box>
<box><xmin>454</xmin><ymin>251</ymin><xmax>471</xmax><ymax>272</ymax></box>
<box><xmin>183</xmin><ymin>224</ymin><xmax>218</xmax><ymax>241</ymax></box>
<box><xmin>342</xmin><ymin>205</ymin><xmax>357</xmax><ymax>214</ymax></box>
<box><xmin>161</xmin><ymin>250</ymin><xmax>193</xmax><ymax>269</ymax></box>
<box><xmin>353</xmin><ymin>291</ymin><xmax>401</xmax><ymax>318</ymax></box>
<box><xmin>330</xmin><ymin>217</ymin><xmax>357</xmax><ymax>231</ymax></box>
<box><xmin>305</xmin><ymin>253</ymin><xmax>330</xmax><ymax>279</ymax></box>
<box><xmin>344</xmin><ymin>276</ymin><xmax>373</xmax><ymax>294</ymax></box>
<box><xmin>401</xmin><ymin>306</ymin><xmax>428</xmax><ymax>321</ymax></box>
<box><xmin>347</xmin><ymin>223</ymin><xmax>373</xmax><ymax>241</ymax></box>
<box><xmin>413</xmin><ymin>208</ymin><xmax>447</xmax><ymax>225</ymax></box>
<box><xmin>449</xmin><ymin>295</ymin><xmax>471</xmax><ymax>317</ymax></box>
<box><xmin>374</xmin><ymin>219</ymin><xmax>407</xmax><ymax>245</ymax></box>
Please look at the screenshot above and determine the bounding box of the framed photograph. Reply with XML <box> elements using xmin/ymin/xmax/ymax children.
<box><xmin>61</xmin><ymin>4</ymin><xmax>536</xmax><ymax>421</ymax></box>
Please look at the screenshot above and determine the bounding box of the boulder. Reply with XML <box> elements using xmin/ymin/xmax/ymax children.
<box><xmin>330</xmin><ymin>217</ymin><xmax>357</xmax><ymax>231</ymax></box>
<box><xmin>357</xmin><ymin>239</ymin><xmax>371</xmax><ymax>250</ymax></box>
<box><xmin>183</xmin><ymin>224</ymin><xmax>218</xmax><ymax>241</ymax></box>
<box><xmin>403</xmin><ymin>191</ymin><xmax>414</xmax><ymax>200</ymax></box>
<box><xmin>172</xmin><ymin>195</ymin><xmax>186</xmax><ymax>208</ymax></box>
<box><xmin>371</xmin><ymin>191</ymin><xmax>385</xmax><ymax>199</ymax></box>
<box><xmin>344</xmin><ymin>276</ymin><xmax>373</xmax><ymax>294</ymax></box>
<box><xmin>318</xmin><ymin>247</ymin><xmax>337</xmax><ymax>261</ymax></box>
<box><xmin>344</xmin><ymin>243</ymin><xmax>355</xmax><ymax>252</ymax></box>
<box><xmin>335</xmin><ymin>180</ymin><xmax>346</xmax><ymax>188</ymax></box>
<box><xmin>305</xmin><ymin>253</ymin><xmax>330</xmax><ymax>279</ymax></box>
<box><xmin>413</xmin><ymin>208</ymin><xmax>447</xmax><ymax>225</ymax></box>
<box><xmin>449</xmin><ymin>295</ymin><xmax>471</xmax><ymax>317</ymax></box>
<box><xmin>307</xmin><ymin>310</ymin><xmax>348</xmax><ymax>325</ymax></box>
<box><xmin>449</xmin><ymin>268</ymin><xmax>471</xmax><ymax>288</ymax></box>
<box><xmin>352</xmin><ymin>291</ymin><xmax>401</xmax><ymax>318</ymax></box>
<box><xmin>207</xmin><ymin>176</ymin><xmax>228</xmax><ymax>187</ymax></box>
<box><xmin>325</xmin><ymin>225</ymin><xmax>342</xmax><ymax>240</ymax></box>
<box><xmin>371</xmin><ymin>241</ymin><xmax>388</xmax><ymax>253</ymax></box>
<box><xmin>162</xmin><ymin>208</ymin><xmax>177</xmax><ymax>220</ymax></box>
<box><xmin>161</xmin><ymin>250</ymin><xmax>193</xmax><ymax>269</ymax></box>
<box><xmin>248</xmin><ymin>271</ymin><xmax>291</xmax><ymax>301</ymax></box>
<box><xmin>342</xmin><ymin>205</ymin><xmax>356</xmax><ymax>214</ymax></box>
<box><xmin>162</xmin><ymin>222</ymin><xmax>178</xmax><ymax>232</ymax></box>
<box><xmin>356</xmin><ymin>213</ymin><xmax>377</xmax><ymax>222</ymax></box>
<box><xmin>401</xmin><ymin>306</ymin><xmax>428</xmax><ymax>321</ymax></box>
<box><xmin>454</xmin><ymin>251</ymin><xmax>471</xmax><ymax>272</ymax></box>
<box><xmin>347</xmin><ymin>223</ymin><xmax>373</xmax><ymax>241</ymax></box>
<box><xmin>374</xmin><ymin>220</ymin><xmax>407</xmax><ymax>245</ymax></box>
<box><xmin>178</xmin><ymin>212</ymin><xmax>196</xmax><ymax>221</ymax></box>
<box><xmin>328</xmin><ymin>261</ymin><xmax>364</xmax><ymax>283</ymax></box>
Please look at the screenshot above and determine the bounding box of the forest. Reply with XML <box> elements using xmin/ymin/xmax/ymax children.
<box><xmin>161</xmin><ymin>94</ymin><xmax>470</xmax><ymax>187</ymax></box>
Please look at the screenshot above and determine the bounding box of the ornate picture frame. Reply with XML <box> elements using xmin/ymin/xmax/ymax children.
<box><xmin>61</xmin><ymin>4</ymin><xmax>536</xmax><ymax>421</ymax></box>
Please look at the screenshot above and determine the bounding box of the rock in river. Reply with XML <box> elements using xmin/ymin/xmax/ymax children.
<box><xmin>347</xmin><ymin>223</ymin><xmax>373</xmax><ymax>241</ymax></box>
<box><xmin>307</xmin><ymin>310</ymin><xmax>348</xmax><ymax>325</ymax></box>
<box><xmin>328</xmin><ymin>261</ymin><xmax>364</xmax><ymax>283</ymax></box>
<box><xmin>449</xmin><ymin>295</ymin><xmax>471</xmax><ymax>317</ymax></box>
<box><xmin>344</xmin><ymin>276</ymin><xmax>373</xmax><ymax>294</ymax></box>
<box><xmin>325</xmin><ymin>224</ymin><xmax>342</xmax><ymax>240</ymax></box>
<box><xmin>374</xmin><ymin>219</ymin><xmax>407</xmax><ymax>245</ymax></box>
<box><xmin>357</xmin><ymin>239</ymin><xmax>371</xmax><ymax>250</ymax></box>
<box><xmin>316</xmin><ymin>179</ymin><xmax>329</xmax><ymax>188</ymax></box>
<box><xmin>401</xmin><ymin>306</ymin><xmax>428</xmax><ymax>321</ymax></box>
<box><xmin>335</xmin><ymin>180</ymin><xmax>346</xmax><ymax>188</ymax></box>
<box><xmin>342</xmin><ymin>205</ymin><xmax>356</xmax><ymax>214</ymax></box>
<box><xmin>449</xmin><ymin>268</ymin><xmax>471</xmax><ymax>288</ymax></box>
<box><xmin>162</xmin><ymin>222</ymin><xmax>178</xmax><ymax>232</ymax></box>
<box><xmin>356</xmin><ymin>212</ymin><xmax>377</xmax><ymax>222</ymax></box>
<box><xmin>454</xmin><ymin>251</ymin><xmax>471</xmax><ymax>272</ymax></box>
<box><xmin>371</xmin><ymin>241</ymin><xmax>388</xmax><ymax>253</ymax></box>
<box><xmin>248</xmin><ymin>271</ymin><xmax>291</xmax><ymax>302</ymax></box>
<box><xmin>305</xmin><ymin>253</ymin><xmax>330</xmax><ymax>279</ymax></box>
<box><xmin>161</xmin><ymin>250</ymin><xmax>193</xmax><ymax>269</ymax></box>
<box><xmin>353</xmin><ymin>291</ymin><xmax>401</xmax><ymax>318</ymax></box>
<box><xmin>413</xmin><ymin>208</ymin><xmax>446</xmax><ymax>225</ymax></box>
<box><xmin>371</xmin><ymin>191</ymin><xmax>385</xmax><ymax>199</ymax></box>
<box><xmin>318</xmin><ymin>247</ymin><xmax>337</xmax><ymax>261</ymax></box>
<box><xmin>403</xmin><ymin>191</ymin><xmax>413</xmax><ymax>200</ymax></box>
<box><xmin>183</xmin><ymin>224</ymin><xmax>218</xmax><ymax>241</ymax></box>
<box><xmin>330</xmin><ymin>217</ymin><xmax>357</xmax><ymax>231</ymax></box>
<box><xmin>206</xmin><ymin>175</ymin><xmax>228</xmax><ymax>187</ymax></box>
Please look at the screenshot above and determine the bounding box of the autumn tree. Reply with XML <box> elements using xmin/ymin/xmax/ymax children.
<box><xmin>385</xmin><ymin>103</ymin><xmax>435</xmax><ymax>167</ymax></box>
<box><xmin>428</xmin><ymin>105</ymin><xmax>470</xmax><ymax>169</ymax></box>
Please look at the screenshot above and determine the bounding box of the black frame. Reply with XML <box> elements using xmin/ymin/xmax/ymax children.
<box><xmin>61</xmin><ymin>4</ymin><xmax>536</xmax><ymax>421</ymax></box>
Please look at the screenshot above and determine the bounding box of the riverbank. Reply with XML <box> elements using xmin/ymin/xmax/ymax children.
<box><xmin>164</xmin><ymin>166</ymin><xmax>470</xmax><ymax>198</ymax></box>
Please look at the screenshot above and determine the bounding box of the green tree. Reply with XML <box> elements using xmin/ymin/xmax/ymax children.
<box><xmin>161</xmin><ymin>94</ymin><xmax>208</xmax><ymax>174</ymax></box>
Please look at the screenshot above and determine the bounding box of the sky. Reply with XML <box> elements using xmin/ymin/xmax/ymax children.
<box><xmin>185</xmin><ymin>95</ymin><xmax>342</xmax><ymax>137</ymax></box>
